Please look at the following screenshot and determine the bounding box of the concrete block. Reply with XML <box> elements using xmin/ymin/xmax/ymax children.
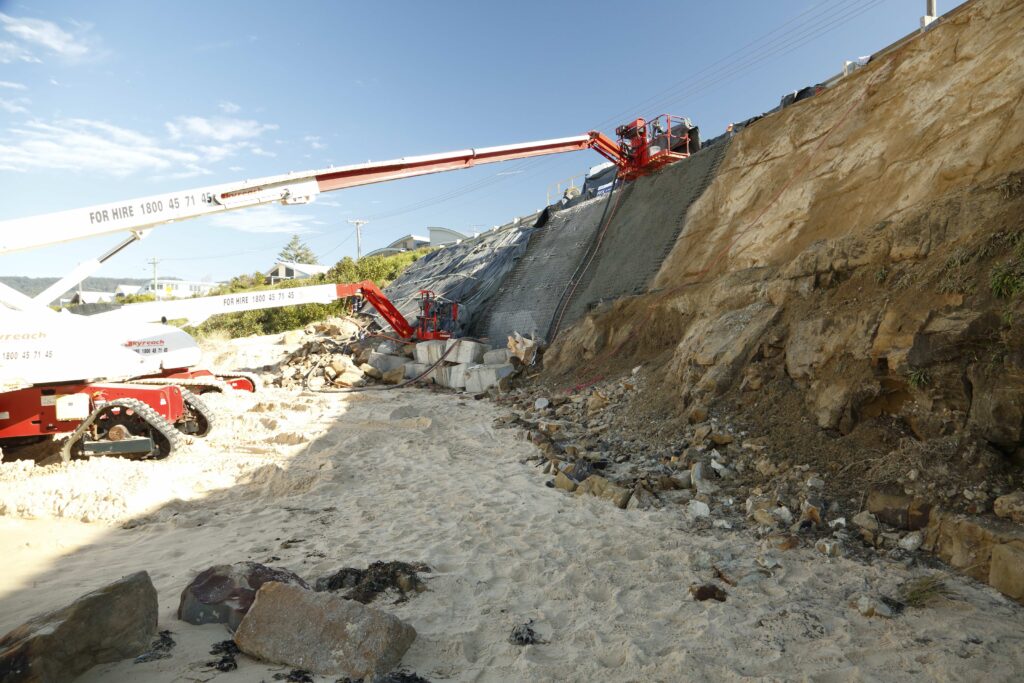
<box><xmin>445</xmin><ymin>339</ymin><xmax>488</xmax><ymax>365</ymax></box>
<box><xmin>465</xmin><ymin>363</ymin><xmax>515</xmax><ymax>394</ymax></box>
<box><xmin>414</xmin><ymin>340</ymin><xmax>447</xmax><ymax>365</ymax></box>
<box><xmin>404</xmin><ymin>362</ymin><xmax>429</xmax><ymax>380</ymax></box>
<box><xmin>449</xmin><ymin>363</ymin><xmax>471</xmax><ymax>389</ymax></box>
<box><xmin>367</xmin><ymin>352</ymin><xmax>407</xmax><ymax>374</ymax></box>
<box><xmin>428</xmin><ymin>366</ymin><xmax>450</xmax><ymax>387</ymax></box>
<box><xmin>429</xmin><ymin>363</ymin><xmax>471</xmax><ymax>389</ymax></box>
<box><xmin>483</xmin><ymin>347</ymin><xmax>513</xmax><ymax>364</ymax></box>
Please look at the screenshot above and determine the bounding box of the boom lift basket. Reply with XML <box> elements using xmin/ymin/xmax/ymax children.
<box><xmin>614</xmin><ymin>114</ymin><xmax>697</xmax><ymax>180</ymax></box>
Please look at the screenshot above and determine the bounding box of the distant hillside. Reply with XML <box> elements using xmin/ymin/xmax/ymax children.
<box><xmin>0</xmin><ymin>276</ymin><xmax>160</xmax><ymax>301</ymax></box>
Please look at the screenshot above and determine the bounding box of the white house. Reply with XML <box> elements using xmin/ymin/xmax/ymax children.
<box><xmin>266</xmin><ymin>261</ymin><xmax>331</xmax><ymax>284</ymax></box>
<box><xmin>143</xmin><ymin>279</ymin><xmax>220</xmax><ymax>299</ymax></box>
<box><xmin>363</xmin><ymin>227</ymin><xmax>467</xmax><ymax>258</ymax></box>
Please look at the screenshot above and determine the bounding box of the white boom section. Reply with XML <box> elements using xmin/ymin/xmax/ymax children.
<box><xmin>95</xmin><ymin>283</ymin><xmax>345</xmax><ymax>327</ymax></box>
<box><xmin>0</xmin><ymin>174</ymin><xmax>318</xmax><ymax>255</ymax></box>
<box><xmin>0</xmin><ymin>308</ymin><xmax>157</xmax><ymax>391</ymax></box>
<box><xmin>0</xmin><ymin>134</ymin><xmax>594</xmax><ymax>255</ymax></box>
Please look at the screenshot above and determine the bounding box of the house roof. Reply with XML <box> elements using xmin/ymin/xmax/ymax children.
<box><xmin>384</xmin><ymin>235</ymin><xmax>429</xmax><ymax>249</ymax></box>
<box><xmin>272</xmin><ymin>261</ymin><xmax>331</xmax><ymax>275</ymax></box>
<box><xmin>428</xmin><ymin>227</ymin><xmax>467</xmax><ymax>245</ymax></box>
<box><xmin>73</xmin><ymin>291</ymin><xmax>115</xmax><ymax>304</ymax></box>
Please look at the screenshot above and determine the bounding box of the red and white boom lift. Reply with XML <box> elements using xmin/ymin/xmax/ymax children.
<box><xmin>0</xmin><ymin>115</ymin><xmax>696</xmax><ymax>462</ymax></box>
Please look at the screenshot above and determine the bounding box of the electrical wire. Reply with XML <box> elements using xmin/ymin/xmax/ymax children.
<box><xmin>354</xmin><ymin>0</ymin><xmax>891</xmax><ymax>226</ymax></box>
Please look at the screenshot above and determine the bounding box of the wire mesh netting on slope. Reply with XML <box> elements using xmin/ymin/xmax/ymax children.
<box><xmin>377</xmin><ymin>212</ymin><xmax>541</xmax><ymax>337</ymax></box>
<box><xmin>473</xmin><ymin>196</ymin><xmax>613</xmax><ymax>344</ymax></box>
<box><xmin>552</xmin><ymin>138</ymin><xmax>732</xmax><ymax>338</ymax></box>
<box><xmin>475</xmin><ymin>139</ymin><xmax>731</xmax><ymax>345</ymax></box>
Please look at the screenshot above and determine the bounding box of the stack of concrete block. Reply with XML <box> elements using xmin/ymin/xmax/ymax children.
<box><xmin>408</xmin><ymin>338</ymin><xmax>516</xmax><ymax>392</ymax></box>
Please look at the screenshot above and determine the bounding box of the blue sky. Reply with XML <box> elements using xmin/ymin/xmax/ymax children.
<box><xmin>0</xmin><ymin>0</ymin><xmax>964</xmax><ymax>283</ymax></box>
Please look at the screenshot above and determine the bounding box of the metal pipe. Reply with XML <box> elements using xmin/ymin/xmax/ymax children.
<box><xmin>927</xmin><ymin>0</ymin><xmax>937</xmax><ymax>17</ymax></box>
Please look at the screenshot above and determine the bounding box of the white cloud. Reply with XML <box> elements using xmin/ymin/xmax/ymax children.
<box><xmin>0</xmin><ymin>118</ymin><xmax>203</xmax><ymax>176</ymax></box>
<box><xmin>0</xmin><ymin>40</ymin><xmax>39</xmax><ymax>63</ymax></box>
<box><xmin>206</xmin><ymin>204</ymin><xmax>315</xmax><ymax>234</ymax></box>
<box><xmin>0</xmin><ymin>80</ymin><xmax>26</xmax><ymax>90</ymax></box>
<box><xmin>251</xmin><ymin>146</ymin><xmax>276</xmax><ymax>158</ymax></box>
<box><xmin>166</xmin><ymin>115</ymin><xmax>277</xmax><ymax>142</ymax></box>
<box><xmin>304</xmin><ymin>135</ymin><xmax>326</xmax><ymax>150</ymax></box>
<box><xmin>217</xmin><ymin>101</ymin><xmax>240</xmax><ymax>114</ymax></box>
<box><xmin>0</xmin><ymin>13</ymin><xmax>91</xmax><ymax>62</ymax></box>
<box><xmin>0</xmin><ymin>97</ymin><xmax>28</xmax><ymax>114</ymax></box>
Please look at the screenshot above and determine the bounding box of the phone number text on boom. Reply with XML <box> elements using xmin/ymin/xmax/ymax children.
<box><xmin>88</xmin><ymin>193</ymin><xmax>214</xmax><ymax>225</ymax></box>
<box><xmin>222</xmin><ymin>291</ymin><xmax>298</xmax><ymax>307</ymax></box>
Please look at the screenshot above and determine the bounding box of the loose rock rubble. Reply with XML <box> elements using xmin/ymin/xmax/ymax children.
<box><xmin>271</xmin><ymin>322</ymin><xmax>534</xmax><ymax>395</ymax></box>
<box><xmin>490</xmin><ymin>364</ymin><xmax>1024</xmax><ymax>603</ymax></box>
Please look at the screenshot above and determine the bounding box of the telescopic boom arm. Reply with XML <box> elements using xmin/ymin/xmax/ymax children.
<box><xmin>0</xmin><ymin>132</ymin><xmax>622</xmax><ymax>255</ymax></box>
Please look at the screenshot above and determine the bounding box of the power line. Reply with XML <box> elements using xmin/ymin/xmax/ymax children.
<box><xmin>356</xmin><ymin>0</ymin><xmax>890</xmax><ymax>225</ymax></box>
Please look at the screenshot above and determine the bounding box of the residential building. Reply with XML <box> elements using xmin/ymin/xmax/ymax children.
<box><xmin>143</xmin><ymin>279</ymin><xmax>220</xmax><ymax>299</ymax></box>
<box><xmin>363</xmin><ymin>227</ymin><xmax>468</xmax><ymax>258</ymax></box>
<box><xmin>265</xmin><ymin>261</ymin><xmax>331</xmax><ymax>284</ymax></box>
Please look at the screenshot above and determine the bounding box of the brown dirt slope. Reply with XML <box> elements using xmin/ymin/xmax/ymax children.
<box><xmin>546</xmin><ymin>0</ymin><xmax>1024</xmax><ymax>512</ymax></box>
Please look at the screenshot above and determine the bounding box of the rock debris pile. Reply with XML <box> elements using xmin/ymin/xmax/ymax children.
<box><xmin>492</xmin><ymin>366</ymin><xmax>1024</xmax><ymax>603</ymax></box>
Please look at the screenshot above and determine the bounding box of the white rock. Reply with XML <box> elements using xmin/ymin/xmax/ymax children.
<box><xmin>687</xmin><ymin>500</ymin><xmax>711</xmax><ymax>518</ymax></box>
<box><xmin>772</xmin><ymin>506</ymin><xmax>794</xmax><ymax>525</ymax></box>
<box><xmin>535</xmin><ymin>397</ymin><xmax>551</xmax><ymax>410</ymax></box>
<box><xmin>898</xmin><ymin>531</ymin><xmax>923</xmax><ymax>552</ymax></box>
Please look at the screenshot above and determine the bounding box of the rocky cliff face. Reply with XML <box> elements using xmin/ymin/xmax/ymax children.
<box><xmin>547</xmin><ymin>0</ymin><xmax>1024</xmax><ymax>513</ymax></box>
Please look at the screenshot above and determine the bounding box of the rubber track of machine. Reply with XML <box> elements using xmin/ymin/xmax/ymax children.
<box><xmin>217</xmin><ymin>371</ymin><xmax>261</xmax><ymax>392</ymax></box>
<box><xmin>131</xmin><ymin>377</ymin><xmax>233</xmax><ymax>394</ymax></box>
<box><xmin>179</xmin><ymin>387</ymin><xmax>216</xmax><ymax>437</ymax></box>
<box><xmin>60</xmin><ymin>397</ymin><xmax>184</xmax><ymax>462</ymax></box>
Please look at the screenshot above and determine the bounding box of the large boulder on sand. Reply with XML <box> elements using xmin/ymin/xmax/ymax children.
<box><xmin>233</xmin><ymin>581</ymin><xmax>416</xmax><ymax>678</ymax></box>
<box><xmin>0</xmin><ymin>570</ymin><xmax>157</xmax><ymax>683</ymax></box>
<box><xmin>177</xmin><ymin>562</ymin><xmax>309</xmax><ymax>631</ymax></box>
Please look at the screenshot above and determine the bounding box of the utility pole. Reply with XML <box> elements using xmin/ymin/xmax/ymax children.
<box><xmin>148</xmin><ymin>257</ymin><xmax>160</xmax><ymax>299</ymax></box>
<box><xmin>347</xmin><ymin>219</ymin><xmax>369</xmax><ymax>260</ymax></box>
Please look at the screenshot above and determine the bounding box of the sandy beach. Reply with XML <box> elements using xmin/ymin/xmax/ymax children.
<box><xmin>0</xmin><ymin>338</ymin><xmax>1021</xmax><ymax>682</ymax></box>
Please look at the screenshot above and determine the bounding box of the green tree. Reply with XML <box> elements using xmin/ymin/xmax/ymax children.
<box><xmin>277</xmin><ymin>234</ymin><xmax>319</xmax><ymax>264</ymax></box>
